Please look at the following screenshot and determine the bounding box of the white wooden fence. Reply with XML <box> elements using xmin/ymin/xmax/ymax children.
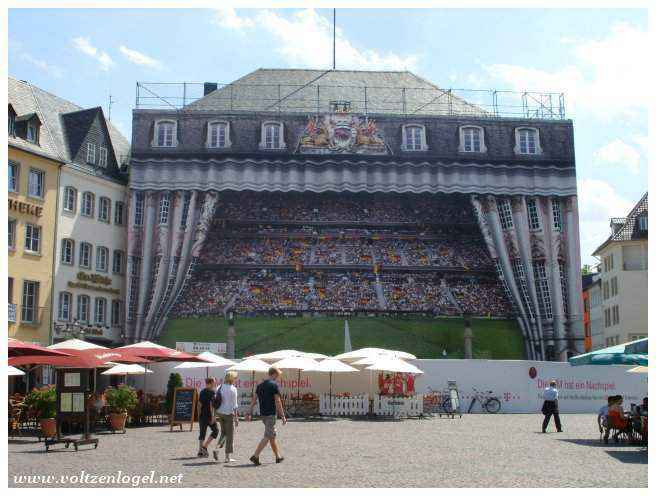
<box><xmin>373</xmin><ymin>394</ymin><xmax>424</xmax><ymax>418</ymax></box>
<box><xmin>319</xmin><ymin>394</ymin><xmax>369</xmax><ymax>416</ymax></box>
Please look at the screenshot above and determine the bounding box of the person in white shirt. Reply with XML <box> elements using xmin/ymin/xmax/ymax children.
<box><xmin>214</xmin><ymin>370</ymin><xmax>239</xmax><ymax>463</ymax></box>
<box><xmin>541</xmin><ymin>380</ymin><xmax>562</xmax><ymax>433</ymax></box>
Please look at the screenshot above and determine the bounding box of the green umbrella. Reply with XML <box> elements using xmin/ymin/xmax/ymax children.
<box><xmin>569</xmin><ymin>338</ymin><xmax>648</xmax><ymax>366</ymax></box>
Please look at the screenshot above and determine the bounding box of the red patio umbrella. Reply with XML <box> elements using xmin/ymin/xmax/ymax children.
<box><xmin>113</xmin><ymin>341</ymin><xmax>208</xmax><ymax>362</ymax></box>
<box><xmin>8</xmin><ymin>338</ymin><xmax>72</xmax><ymax>358</ymax></box>
<box><xmin>9</xmin><ymin>349</ymin><xmax>152</xmax><ymax>369</ymax></box>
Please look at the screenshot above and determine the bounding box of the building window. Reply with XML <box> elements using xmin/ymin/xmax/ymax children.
<box><xmin>79</xmin><ymin>242</ymin><xmax>92</xmax><ymax>269</ymax></box>
<box><xmin>58</xmin><ymin>292</ymin><xmax>72</xmax><ymax>322</ymax></box>
<box><xmin>111</xmin><ymin>299</ymin><xmax>122</xmax><ymax>326</ymax></box>
<box><xmin>180</xmin><ymin>192</ymin><xmax>191</xmax><ymax>229</ymax></box>
<box><xmin>28</xmin><ymin>168</ymin><xmax>44</xmax><ymax>198</ymax></box>
<box><xmin>8</xmin><ymin>219</ymin><xmax>16</xmax><ymax>250</ymax></box>
<box><xmin>94</xmin><ymin>297</ymin><xmax>107</xmax><ymax>325</ymax></box>
<box><xmin>9</xmin><ymin>110</ymin><xmax>16</xmax><ymax>136</ymax></box>
<box><xmin>533</xmin><ymin>261</ymin><xmax>553</xmax><ymax>320</ymax></box>
<box><xmin>61</xmin><ymin>239</ymin><xmax>75</xmax><ymax>265</ymax></box>
<box><xmin>559</xmin><ymin>261</ymin><xmax>568</xmax><ymax>317</ymax></box>
<box><xmin>610</xmin><ymin>276</ymin><xmax>618</xmax><ymax>297</ymax></box>
<box><xmin>498</xmin><ymin>199</ymin><xmax>514</xmax><ymax>230</ymax></box>
<box><xmin>612</xmin><ymin>305</ymin><xmax>620</xmax><ymax>326</ymax></box>
<box><xmin>98</xmin><ymin>146</ymin><xmax>108</xmax><ymax>167</ymax></box>
<box><xmin>207</xmin><ymin>121</ymin><xmax>230</xmax><ymax>148</ymax></box>
<box><xmin>402</xmin><ymin>125</ymin><xmax>427</xmax><ymax>151</ymax></box>
<box><xmin>82</xmin><ymin>192</ymin><xmax>95</xmax><ymax>217</ymax></box>
<box><xmin>526</xmin><ymin>198</ymin><xmax>541</xmax><ymax>231</ymax></box>
<box><xmin>63</xmin><ymin>186</ymin><xmax>77</xmax><ymax>213</ymax></box>
<box><xmin>552</xmin><ymin>199</ymin><xmax>562</xmax><ymax>232</ymax></box>
<box><xmin>112</xmin><ymin>250</ymin><xmax>124</xmax><ymax>274</ymax></box>
<box><xmin>129</xmin><ymin>256</ymin><xmax>142</xmax><ymax>277</ymax></box>
<box><xmin>159</xmin><ymin>193</ymin><xmax>170</xmax><ymax>225</ymax></box>
<box><xmin>86</xmin><ymin>143</ymin><xmax>96</xmax><ymax>164</ymax></box>
<box><xmin>21</xmin><ymin>280</ymin><xmax>39</xmax><ymax>323</ymax></box>
<box><xmin>9</xmin><ymin>161</ymin><xmax>19</xmax><ymax>192</ymax></box>
<box><xmin>127</xmin><ymin>276</ymin><xmax>139</xmax><ymax>322</ymax></box>
<box><xmin>260</xmin><ymin>122</ymin><xmax>284</xmax><ymax>150</ymax></box>
<box><xmin>134</xmin><ymin>193</ymin><xmax>144</xmax><ymax>226</ymax></box>
<box><xmin>77</xmin><ymin>295</ymin><xmax>90</xmax><ymax>323</ymax></box>
<box><xmin>638</xmin><ymin>215</ymin><xmax>648</xmax><ymax>231</ymax></box>
<box><xmin>99</xmin><ymin>197</ymin><xmax>111</xmax><ymax>223</ymax></box>
<box><xmin>26</xmin><ymin>122</ymin><xmax>39</xmax><ymax>144</ymax></box>
<box><xmin>511</xmin><ymin>259</ymin><xmax>535</xmax><ymax>320</ymax></box>
<box><xmin>96</xmin><ymin>246</ymin><xmax>109</xmax><ymax>272</ymax></box>
<box><xmin>154</xmin><ymin>120</ymin><xmax>176</xmax><ymax>147</ymax></box>
<box><xmin>114</xmin><ymin>201</ymin><xmax>125</xmax><ymax>225</ymax></box>
<box><xmin>515</xmin><ymin>127</ymin><xmax>541</xmax><ymax>155</ymax></box>
<box><xmin>459</xmin><ymin>126</ymin><xmax>486</xmax><ymax>153</ymax></box>
<box><xmin>24</xmin><ymin>224</ymin><xmax>41</xmax><ymax>253</ymax></box>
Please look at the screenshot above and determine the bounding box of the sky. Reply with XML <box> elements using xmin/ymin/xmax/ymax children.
<box><xmin>8</xmin><ymin>8</ymin><xmax>648</xmax><ymax>266</ymax></box>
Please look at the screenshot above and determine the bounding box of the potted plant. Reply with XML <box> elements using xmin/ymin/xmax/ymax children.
<box><xmin>105</xmin><ymin>385</ymin><xmax>138</xmax><ymax>433</ymax></box>
<box><xmin>25</xmin><ymin>386</ymin><xmax>57</xmax><ymax>438</ymax></box>
<box><xmin>165</xmin><ymin>372</ymin><xmax>182</xmax><ymax>419</ymax></box>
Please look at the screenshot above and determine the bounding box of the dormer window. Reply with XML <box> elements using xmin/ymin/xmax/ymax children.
<box><xmin>401</xmin><ymin>125</ymin><xmax>427</xmax><ymax>151</ymax></box>
<box><xmin>15</xmin><ymin>113</ymin><xmax>41</xmax><ymax>144</ymax></box>
<box><xmin>515</xmin><ymin>127</ymin><xmax>542</xmax><ymax>155</ymax></box>
<box><xmin>8</xmin><ymin>105</ymin><xmax>16</xmax><ymax>136</ymax></box>
<box><xmin>98</xmin><ymin>146</ymin><xmax>108</xmax><ymax>167</ymax></box>
<box><xmin>260</xmin><ymin>122</ymin><xmax>285</xmax><ymax>150</ymax></box>
<box><xmin>86</xmin><ymin>143</ymin><xmax>96</xmax><ymax>164</ymax></box>
<box><xmin>153</xmin><ymin>120</ymin><xmax>177</xmax><ymax>148</ymax></box>
<box><xmin>207</xmin><ymin>121</ymin><xmax>230</xmax><ymax>149</ymax></box>
<box><xmin>459</xmin><ymin>126</ymin><xmax>486</xmax><ymax>153</ymax></box>
<box><xmin>26</xmin><ymin>122</ymin><xmax>38</xmax><ymax>143</ymax></box>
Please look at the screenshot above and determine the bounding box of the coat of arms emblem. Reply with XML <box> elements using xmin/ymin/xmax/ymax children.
<box><xmin>298</xmin><ymin>113</ymin><xmax>388</xmax><ymax>155</ymax></box>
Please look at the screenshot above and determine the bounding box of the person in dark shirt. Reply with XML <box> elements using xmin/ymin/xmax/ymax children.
<box><xmin>249</xmin><ymin>367</ymin><xmax>287</xmax><ymax>466</ymax></box>
<box><xmin>197</xmin><ymin>377</ymin><xmax>219</xmax><ymax>457</ymax></box>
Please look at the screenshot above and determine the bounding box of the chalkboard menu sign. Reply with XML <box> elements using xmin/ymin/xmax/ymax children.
<box><xmin>170</xmin><ymin>387</ymin><xmax>197</xmax><ymax>432</ymax></box>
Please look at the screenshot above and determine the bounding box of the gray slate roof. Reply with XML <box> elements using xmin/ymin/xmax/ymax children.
<box><xmin>185</xmin><ymin>68</ymin><xmax>485</xmax><ymax>116</ymax></box>
<box><xmin>593</xmin><ymin>192</ymin><xmax>648</xmax><ymax>255</ymax></box>
<box><xmin>8</xmin><ymin>76</ymin><xmax>130</xmax><ymax>165</ymax></box>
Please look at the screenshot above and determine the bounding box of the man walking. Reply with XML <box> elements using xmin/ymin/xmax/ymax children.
<box><xmin>249</xmin><ymin>367</ymin><xmax>287</xmax><ymax>466</ymax></box>
<box><xmin>197</xmin><ymin>377</ymin><xmax>219</xmax><ymax>457</ymax></box>
<box><xmin>541</xmin><ymin>379</ymin><xmax>563</xmax><ymax>433</ymax></box>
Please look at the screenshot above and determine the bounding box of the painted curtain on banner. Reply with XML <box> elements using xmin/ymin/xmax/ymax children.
<box><xmin>471</xmin><ymin>194</ymin><xmax>584</xmax><ymax>361</ymax></box>
<box><xmin>125</xmin><ymin>190</ymin><xmax>218</xmax><ymax>342</ymax></box>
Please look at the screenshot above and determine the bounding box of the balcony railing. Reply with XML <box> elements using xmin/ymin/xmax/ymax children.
<box><xmin>135</xmin><ymin>81</ymin><xmax>567</xmax><ymax>120</ymax></box>
<box><xmin>8</xmin><ymin>303</ymin><xmax>16</xmax><ymax>323</ymax></box>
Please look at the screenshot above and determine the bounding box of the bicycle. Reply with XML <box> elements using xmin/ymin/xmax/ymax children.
<box><xmin>467</xmin><ymin>387</ymin><xmax>501</xmax><ymax>414</ymax></box>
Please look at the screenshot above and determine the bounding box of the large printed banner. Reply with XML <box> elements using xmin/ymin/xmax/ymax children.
<box><xmin>143</xmin><ymin>359</ymin><xmax>647</xmax><ymax>414</ymax></box>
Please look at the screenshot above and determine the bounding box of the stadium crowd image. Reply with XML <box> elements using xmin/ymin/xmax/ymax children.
<box><xmin>127</xmin><ymin>69</ymin><xmax>583</xmax><ymax>361</ymax></box>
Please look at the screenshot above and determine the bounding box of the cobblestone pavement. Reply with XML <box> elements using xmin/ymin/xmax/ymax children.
<box><xmin>8</xmin><ymin>414</ymin><xmax>647</xmax><ymax>487</ymax></box>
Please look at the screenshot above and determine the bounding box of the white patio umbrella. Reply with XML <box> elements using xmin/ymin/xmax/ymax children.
<box><xmin>251</xmin><ymin>350</ymin><xmax>302</xmax><ymax>361</ymax></box>
<box><xmin>305</xmin><ymin>359</ymin><xmax>358</xmax><ymax>413</ymax></box>
<box><xmin>101</xmin><ymin>363</ymin><xmax>153</xmax><ymax>376</ymax></box>
<box><xmin>271</xmin><ymin>356</ymin><xmax>320</xmax><ymax>410</ymax></box>
<box><xmin>8</xmin><ymin>365</ymin><xmax>25</xmax><ymax>376</ymax></box>
<box><xmin>365</xmin><ymin>357</ymin><xmax>424</xmax><ymax>375</ymax></box>
<box><xmin>227</xmin><ymin>358</ymin><xmax>273</xmax><ymax>409</ymax></box>
<box><xmin>174</xmin><ymin>352</ymin><xmax>235</xmax><ymax>378</ymax></box>
<box><xmin>334</xmin><ymin>348</ymin><xmax>417</xmax><ymax>361</ymax></box>
<box><xmin>49</xmin><ymin>338</ymin><xmax>108</xmax><ymax>350</ymax></box>
<box><xmin>627</xmin><ymin>366</ymin><xmax>648</xmax><ymax>373</ymax></box>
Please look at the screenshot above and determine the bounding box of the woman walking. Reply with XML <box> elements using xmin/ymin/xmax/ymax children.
<box><xmin>214</xmin><ymin>370</ymin><xmax>239</xmax><ymax>463</ymax></box>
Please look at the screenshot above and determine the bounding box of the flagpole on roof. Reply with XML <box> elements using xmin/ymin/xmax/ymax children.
<box><xmin>333</xmin><ymin>8</ymin><xmax>336</xmax><ymax>70</ymax></box>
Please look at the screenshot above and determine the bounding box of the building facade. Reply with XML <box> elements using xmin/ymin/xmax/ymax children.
<box><xmin>582</xmin><ymin>271</ymin><xmax>603</xmax><ymax>351</ymax></box>
<box><xmin>8</xmin><ymin>77</ymin><xmax>130</xmax><ymax>346</ymax></box>
<box><xmin>127</xmin><ymin>69</ymin><xmax>584</xmax><ymax>360</ymax></box>
<box><xmin>592</xmin><ymin>193</ymin><xmax>648</xmax><ymax>346</ymax></box>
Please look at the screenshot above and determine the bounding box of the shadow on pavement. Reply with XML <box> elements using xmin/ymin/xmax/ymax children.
<box><xmin>557</xmin><ymin>438</ymin><xmax>606</xmax><ymax>447</ymax></box>
<box><xmin>605</xmin><ymin>450</ymin><xmax>648</xmax><ymax>464</ymax></box>
<box><xmin>182</xmin><ymin>461</ymin><xmax>218</xmax><ymax>467</ymax></box>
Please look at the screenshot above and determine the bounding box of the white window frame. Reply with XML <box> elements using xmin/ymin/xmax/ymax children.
<box><xmin>21</xmin><ymin>280</ymin><xmax>39</xmax><ymax>323</ymax></box>
<box><xmin>9</xmin><ymin>161</ymin><xmax>19</xmax><ymax>193</ymax></box>
<box><xmin>259</xmin><ymin>121</ymin><xmax>285</xmax><ymax>150</ymax></box>
<box><xmin>81</xmin><ymin>192</ymin><xmax>95</xmax><ymax>217</ymax></box>
<box><xmin>79</xmin><ymin>242</ymin><xmax>92</xmax><ymax>269</ymax></box>
<box><xmin>112</xmin><ymin>250</ymin><xmax>124</xmax><ymax>274</ymax></box>
<box><xmin>158</xmin><ymin>192</ymin><xmax>170</xmax><ymax>225</ymax></box>
<box><xmin>552</xmin><ymin>198</ymin><xmax>562</xmax><ymax>232</ymax></box>
<box><xmin>180</xmin><ymin>192</ymin><xmax>191</xmax><ymax>229</ymax></box>
<box><xmin>8</xmin><ymin>218</ymin><xmax>17</xmax><ymax>250</ymax></box>
<box><xmin>61</xmin><ymin>238</ymin><xmax>75</xmax><ymax>265</ymax></box>
<box><xmin>114</xmin><ymin>201</ymin><xmax>125</xmax><ymax>225</ymax></box>
<box><xmin>526</xmin><ymin>198</ymin><xmax>541</xmax><ymax>231</ymax></box>
<box><xmin>24</xmin><ymin>223</ymin><xmax>41</xmax><ymax>254</ymax></box>
<box><xmin>63</xmin><ymin>186</ymin><xmax>77</xmax><ymax>213</ymax></box>
<box><xmin>497</xmin><ymin>199</ymin><xmax>514</xmax><ymax>230</ymax></box>
<box><xmin>98</xmin><ymin>146</ymin><xmax>108</xmax><ymax>167</ymax></box>
<box><xmin>533</xmin><ymin>261</ymin><xmax>553</xmax><ymax>320</ymax></box>
<box><xmin>96</xmin><ymin>246</ymin><xmax>109</xmax><ymax>272</ymax></box>
<box><xmin>99</xmin><ymin>196</ymin><xmax>111</xmax><ymax>223</ymax></box>
<box><xmin>134</xmin><ymin>193</ymin><xmax>145</xmax><ymax>226</ymax></box>
<box><xmin>402</xmin><ymin>124</ymin><xmax>428</xmax><ymax>152</ymax></box>
<box><xmin>58</xmin><ymin>291</ymin><xmax>72</xmax><ymax>322</ymax></box>
<box><xmin>206</xmin><ymin>121</ymin><xmax>231</xmax><ymax>149</ymax></box>
<box><xmin>152</xmin><ymin>119</ymin><xmax>178</xmax><ymax>148</ymax></box>
<box><xmin>26</xmin><ymin>122</ymin><xmax>38</xmax><ymax>143</ymax></box>
<box><xmin>86</xmin><ymin>143</ymin><xmax>97</xmax><ymax>164</ymax></box>
<box><xmin>94</xmin><ymin>297</ymin><xmax>107</xmax><ymax>325</ymax></box>
<box><xmin>514</xmin><ymin>127</ymin><xmax>542</xmax><ymax>155</ymax></box>
<box><xmin>77</xmin><ymin>294</ymin><xmax>90</xmax><ymax>323</ymax></box>
<box><xmin>459</xmin><ymin>126</ymin><xmax>486</xmax><ymax>153</ymax></box>
<box><xmin>27</xmin><ymin>168</ymin><xmax>45</xmax><ymax>199</ymax></box>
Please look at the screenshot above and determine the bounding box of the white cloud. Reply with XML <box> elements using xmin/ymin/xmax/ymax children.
<box><xmin>212</xmin><ymin>8</ymin><xmax>419</xmax><ymax>71</ymax></box>
<box><xmin>593</xmin><ymin>139</ymin><xmax>642</xmax><ymax>175</ymax></box>
<box><xmin>18</xmin><ymin>52</ymin><xmax>63</xmax><ymax>79</ymax></box>
<box><xmin>577</xmin><ymin>178</ymin><xmax>634</xmax><ymax>264</ymax></box>
<box><xmin>72</xmin><ymin>36</ymin><xmax>114</xmax><ymax>71</ymax></box>
<box><xmin>119</xmin><ymin>45</ymin><xmax>164</xmax><ymax>70</ymax></box>
<box><xmin>483</xmin><ymin>22</ymin><xmax>648</xmax><ymax>120</ymax></box>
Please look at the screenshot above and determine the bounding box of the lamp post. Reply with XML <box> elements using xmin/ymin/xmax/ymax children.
<box><xmin>227</xmin><ymin>312</ymin><xmax>235</xmax><ymax>359</ymax></box>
